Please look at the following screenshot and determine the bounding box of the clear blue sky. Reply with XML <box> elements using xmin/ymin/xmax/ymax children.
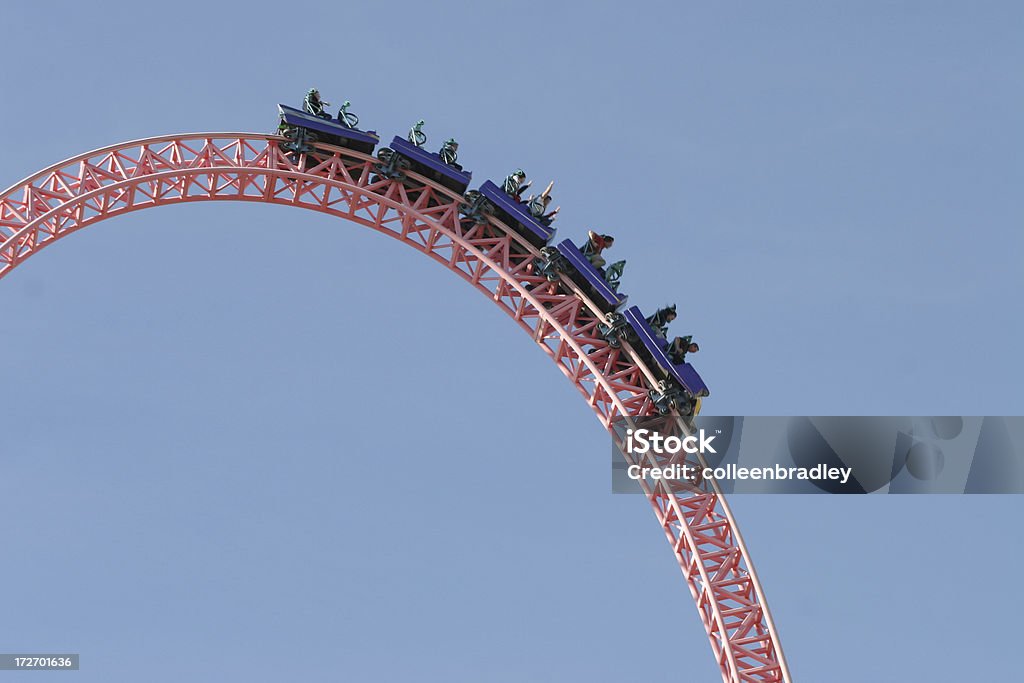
<box><xmin>1</xmin><ymin>2</ymin><xmax>1021</xmax><ymax>681</ymax></box>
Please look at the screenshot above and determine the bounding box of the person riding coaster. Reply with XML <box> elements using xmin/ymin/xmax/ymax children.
<box><xmin>581</xmin><ymin>230</ymin><xmax>614</xmax><ymax>270</ymax></box>
<box><xmin>440</xmin><ymin>138</ymin><xmax>459</xmax><ymax>166</ymax></box>
<box><xmin>526</xmin><ymin>181</ymin><xmax>559</xmax><ymax>226</ymax></box>
<box><xmin>408</xmin><ymin>120</ymin><xmax>427</xmax><ymax>147</ymax></box>
<box><xmin>502</xmin><ymin>169</ymin><xmax>531</xmax><ymax>199</ymax></box>
<box><xmin>646</xmin><ymin>304</ymin><xmax>677</xmax><ymax>338</ymax></box>
<box><xmin>668</xmin><ymin>335</ymin><xmax>699</xmax><ymax>364</ymax></box>
<box><xmin>303</xmin><ymin>88</ymin><xmax>332</xmax><ymax>119</ymax></box>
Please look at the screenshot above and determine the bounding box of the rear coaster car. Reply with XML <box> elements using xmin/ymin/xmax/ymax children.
<box><xmin>621</xmin><ymin>305</ymin><xmax>709</xmax><ymax>414</ymax></box>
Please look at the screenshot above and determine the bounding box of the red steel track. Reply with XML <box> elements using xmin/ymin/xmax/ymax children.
<box><xmin>0</xmin><ymin>133</ymin><xmax>791</xmax><ymax>682</ymax></box>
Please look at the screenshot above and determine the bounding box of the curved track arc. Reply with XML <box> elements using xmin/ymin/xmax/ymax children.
<box><xmin>0</xmin><ymin>133</ymin><xmax>790</xmax><ymax>683</ymax></box>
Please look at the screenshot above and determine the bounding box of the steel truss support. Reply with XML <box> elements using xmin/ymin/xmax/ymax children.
<box><xmin>0</xmin><ymin>133</ymin><xmax>790</xmax><ymax>682</ymax></box>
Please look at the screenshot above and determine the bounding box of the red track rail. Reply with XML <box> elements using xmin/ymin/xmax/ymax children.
<box><xmin>0</xmin><ymin>133</ymin><xmax>791</xmax><ymax>682</ymax></box>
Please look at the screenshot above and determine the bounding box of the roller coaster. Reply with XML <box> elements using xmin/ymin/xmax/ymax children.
<box><xmin>0</xmin><ymin>96</ymin><xmax>792</xmax><ymax>682</ymax></box>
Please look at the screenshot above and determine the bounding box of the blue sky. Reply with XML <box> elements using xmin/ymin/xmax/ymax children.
<box><xmin>0</xmin><ymin>1</ymin><xmax>1021</xmax><ymax>681</ymax></box>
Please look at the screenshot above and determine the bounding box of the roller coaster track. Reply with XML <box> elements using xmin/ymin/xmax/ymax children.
<box><xmin>0</xmin><ymin>133</ymin><xmax>791</xmax><ymax>682</ymax></box>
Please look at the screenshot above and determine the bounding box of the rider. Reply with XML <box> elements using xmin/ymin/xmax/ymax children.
<box><xmin>303</xmin><ymin>88</ymin><xmax>331</xmax><ymax>119</ymax></box>
<box><xmin>526</xmin><ymin>181</ymin><xmax>559</xmax><ymax>224</ymax></box>
<box><xmin>646</xmin><ymin>304</ymin><xmax>677</xmax><ymax>338</ymax></box>
<box><xmin>582</xmin><ymin>230</ymin><xmax>615</xmax><ymax>270</ymax></box>
<box><xmin>527</xmin><ymin>192</ymin><xmax>559</xmax><ymax>227</ymax></box>
<box><xmin>668</xmin><ymin>336</ymin><xmax>699</xmax><ymax>364</ymax></box>
<box><xmin>540</xmin><ymin>202</ymin><xmax>560</xmax><ymax>226</ymax></box>
<box><xmin>409</xmin><ymin>120</ymin><xmax>426</xmax><ymax>147</ymax></box>
<box><xmin>440</xmin><ymin>138</ymin><xmax>460</xmax><ymax>166</ymax></box>
<box><xmin>502</xmin><ymin>169</ymin><xmax>531</xmax><ymax>199</ymax></box>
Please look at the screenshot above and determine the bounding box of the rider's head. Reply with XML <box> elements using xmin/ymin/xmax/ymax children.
<box><xmin>308</xmin><ymin>88</ymin><xmax>319</xmax><ymax>95</ymax></box>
